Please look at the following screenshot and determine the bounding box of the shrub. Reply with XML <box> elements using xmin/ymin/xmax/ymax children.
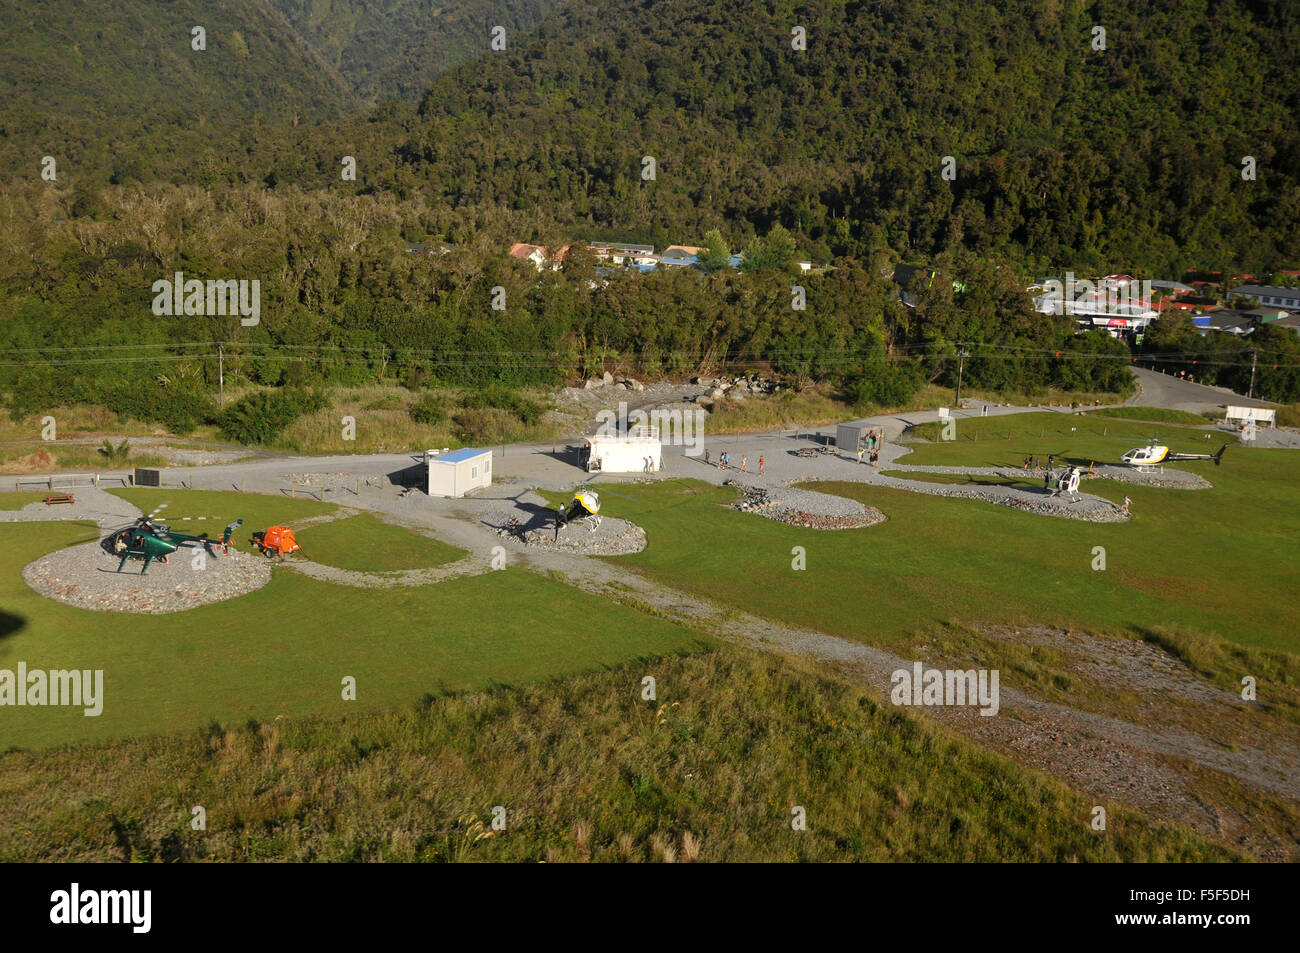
<box><xmin>842</xmin><ymin>362</ymin><xmax>922</xmax><ymax>411</ymax></box>
<box><xmin>410</xmin><ymin>392</ymin><xmax>447</xmax><ymax>425</ymax></box>
<box><xmin>460</xmin><ymin>385</ymin><xmax>545</xmax><ymax>424</ymax></box>
<box><xmin>217</xmin><ymin>388</ymin><xmax>326</xmax><ymax>446</ymax></box>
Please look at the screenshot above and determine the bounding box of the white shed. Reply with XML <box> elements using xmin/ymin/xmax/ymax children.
<box><xmin>427</xmin><ymin>448</ymin><xmax>492</xmax><ymax>497</ymax></box>
<box><xmin>583</xmin><ymin>435</ymin><xmax>662</xmax><ymax>473</ymax></box>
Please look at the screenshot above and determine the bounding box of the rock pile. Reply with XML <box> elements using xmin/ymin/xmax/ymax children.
<box><xmin>727</xmin><ymin>481</ymin><xmax>884</xmax><ymax>530</ymax></box>
<box><xmin>583</xmin><ymin>372</ymin><xmax>646</xmax><ymax>391</ymax></box>
<box><xmin>490</xmin><ymin>515</ymin><xmax>647</xmax><ymax>555</ymax></box>
<box><xmin>691</xmin><ymin>374</ymin><xmax>780</xmax><ymax>402</ymax></box>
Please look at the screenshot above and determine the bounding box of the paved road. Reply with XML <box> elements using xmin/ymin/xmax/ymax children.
<box><xmin>1128</xmin><ymin>366</ymin><xmax>1273</xmax><ymax>414</ymax></box>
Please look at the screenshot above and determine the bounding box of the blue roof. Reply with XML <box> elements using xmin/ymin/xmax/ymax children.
<box><xmin>433</xmin><ymin>448</ymin><xmax>489</xmax><ymax>463</ymax></box>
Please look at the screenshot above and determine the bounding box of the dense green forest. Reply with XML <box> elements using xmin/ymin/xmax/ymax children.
<box><xmin>264</xmin><ymin>0</ymin><xmax>564</xmax><ymax>104</ymax></box>
<box><xmin>2</xmin><ymin>0</ymin><xmax>1299</xmax><ymax>431</ymax></box>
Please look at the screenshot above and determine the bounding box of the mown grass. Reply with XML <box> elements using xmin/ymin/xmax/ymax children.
<box><xmin>0</xmin><ymin>518</ymin><xmax>709</xmax><ymax>749</ymax></box>
<box><xmin>108</xmin><ymin>488</ymin><xmax>337</xmax><ymax>540</ymax></box>
<box><xmin>1085</xmin><ymin>406</ymin><xmax>1211</xmax><ymax>425</ymax></box>
<box><xmin>0</xmin><ymin>647</ymin><xmax>1238</xmax><ymax>862</ymax></box>
<box><xmin>592</xmin><ymin>445</ymin><xmax>1299</xmax><ymax>661</ymax></box>
<box><xmin>0</xmin><ymin>491</ymin><xmax>48</xmax><ymax>510</ymax></box>
<box><xmin>902</xmin><ymin>412</ymin><xmax>1233</xmax><ymax>468</ymax></box>
<box><xmin>294</xmin><ymin>513</ymin><xmax>464</xmax><ymax>573</ymax></box>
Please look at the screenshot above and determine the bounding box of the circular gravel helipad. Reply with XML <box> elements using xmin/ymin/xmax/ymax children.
<box><xmin>23</xmin><ymin>540</ymin><xmax>273</xmax><ymax>614</ymax></box>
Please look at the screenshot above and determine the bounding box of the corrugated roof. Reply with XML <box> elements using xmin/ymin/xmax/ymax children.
<box><xmin>431</xmin><ymin>448</ymin><xmax>490</xmax><ymax>463</ymax></box>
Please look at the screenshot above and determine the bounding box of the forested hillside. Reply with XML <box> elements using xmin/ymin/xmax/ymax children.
<box><xmin>262</xmin><ymin>0</ymin><xmax>564</xmax><ymax>104</ymax></box>
<box><xmin>2</xmin><ymin>0</ymin><xmax>1299</xmax><ymax>431</ymax></box>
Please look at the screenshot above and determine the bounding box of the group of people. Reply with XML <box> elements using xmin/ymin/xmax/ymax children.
<box><xmin>856</xmin><ymin>429</ymin><xmax>882</xmax><ymax>466</ymax></box>
<box><xmin>1023</xmin><ymin>453</ymin><xmax>1055</xmax><ymax>471</ymax></box>
<box><xmin>702</xmin><ymin>450</ymin><xmax>765</xmax><ymax>475</ymax></box>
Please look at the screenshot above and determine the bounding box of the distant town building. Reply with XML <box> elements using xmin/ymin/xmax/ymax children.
<box><xmin>1228</xmin><ymin>284</ymin><xmax>1300</xmax><ymax>310</ymax></box>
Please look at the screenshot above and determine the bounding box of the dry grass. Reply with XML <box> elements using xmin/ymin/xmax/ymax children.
<box><xmin>0</xmin><ymin>647</ymin><xmax>1239</xmax><ymax>862</ymax></box>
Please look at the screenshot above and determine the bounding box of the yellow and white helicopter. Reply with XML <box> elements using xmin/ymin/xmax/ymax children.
<box><xmin>1119</xmin><ymin>439</ymin><xmax>1227</xmax><ymax>471</ymax></box>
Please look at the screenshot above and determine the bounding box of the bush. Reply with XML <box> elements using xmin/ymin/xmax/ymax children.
<box><xmin>460</xmin><ymin>385</ymin><xmax>545</xmax><ymax>424</ymax></box>
<box><xmin>842</xmin><ymin>362</ymin><xmax>922</xmax><ymax>411</ymax></box>
<box><xmin>410</xmin><ymin>392</ymin><xmax>447</xmax><ymax>425</ymax></box>
<box><xmin>216</xmin><ymin>388</ymin><xmax>326</xmax><ymax>446</ymax></box>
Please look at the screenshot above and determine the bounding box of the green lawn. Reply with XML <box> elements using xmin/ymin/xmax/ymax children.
<box><xmin>901</xmin><ymin>412</ymin><xmax>1231</xmax><ymax>469</ymax></box>
<box><xmin>589</xmin><ymin>429</ymin><xmax>1298</xmax><ymax>658</ymax></box>
<box><xmin>1084</xmin><ymin>407</ymin><xmax>1210</xmax><ymax>425</ymax></box>
<box><xmin>0</xmin><ymin>519</ymin><xmax>709</xmax><ymax>750</ymax></box>
<box><xmin>294</xmin><ymin>513</ymin><xmax>464</xmax><ymax>572</ymax></box>
<box><xmin>108</xmin><ymin>488</ymin><xmax>337</xmax><ymax>541</ymax></box>
<box><xmin>0</xmin><ymin>492</ymin><xmax>48</xmax><ymax>510</ymax></box>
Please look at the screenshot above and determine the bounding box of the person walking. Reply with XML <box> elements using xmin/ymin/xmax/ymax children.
<box><xmin>740</xmin><ymin>454</ymin><xmax>748</xmax><ymax>473</ymax></box>
<box><xmin>1044</xmin><ymin>471</ymin><xmax>1051</xmax><ymax>493</ymax></box>
<box><xmin>758</xmin><ymin>455</ymin><xmax>765</xmax><ymax>475</ymax></box>
<box><xmin>1121</xmin><ymin>496</ymin><xmax>1132</xmax><ymax>515</ymax></box>
<box><xmin>857</xmin><ymin>447</ymin><xmax>865</xmax><ymax>465</ymax></box>
<box><xmin>1047</xmin><ymin>453</ymin><xmax>1054</xmax><ymax>471</ymax></box>
<box><xmin>704</xmin><ymin>448</ymin><xmax>710</xmax><ymax>466</ymax></box>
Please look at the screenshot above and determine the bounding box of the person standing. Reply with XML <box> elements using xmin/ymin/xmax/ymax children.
<box><xmin>740</xmin><ymin>454</ymin><xmax>748</xmax><ymax>473</ymax></box>
<box><xmin>1121</xmin><ymin>496</ymin><xmax>1132</xmax><ymax>515</ymax></box>
<box><xmin>758</xmin><ymin>455</ymin><xmax>765</xmax><ymax>475</ymax></box>
<box><xmin>857</xmin><ymin>447</ymin><xmax>865</xmax><ymax>464</ymax></box>
<box><xmin>1047</xmin><ymin>454</ymin><xmax>1054</xmax><ymax>471</ymax></box>
<box><xmin>704</xmin><ymin>448</ymin><xmax>710</xmax><ymax>466</ymax></box>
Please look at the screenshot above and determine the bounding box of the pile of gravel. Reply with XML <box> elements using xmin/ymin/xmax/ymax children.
<box><xmin>283</xmin><ymin>471</ymin><xmax>362</xmax><ymax>489</ymax></box>
<box><xmin>727</xmin><ymin>481</ymin><xmax>885</xmax><ymax>530</ymax></box>
<box><xmin>23</xmin><ymin>539</ymin><xmax>272</xmax><ymax>613</ymax></box>
<box><xmin>495</xmin><ymin>516</ymin><xmax>648</xmax><ymax>555</ymax></box>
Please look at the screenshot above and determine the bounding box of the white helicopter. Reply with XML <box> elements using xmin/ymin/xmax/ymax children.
<box><xmin>1119</xmin><ymin>439</ymin><xmax>1227</xmax><ymax>470</ymax></box>
<box><xmin>1052</xmin><ymin>466</ymin><xmax>1083</xmax><ymax>501</ymax></box>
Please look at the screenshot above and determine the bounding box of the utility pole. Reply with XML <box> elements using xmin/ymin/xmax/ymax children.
<box><xmin>1248</xmin><ymin>349</ymin><xmax>1257</xmax><ymax>399</ymax></box>
<box><xmin>218</xmin><ymin>343</ymin><xmax>225</xmax><ymax>408</ymax></box>
<box><xmin>954</xmin><ymin>342</ymin><xmax>970</xmax><ymax>406</ymax></box>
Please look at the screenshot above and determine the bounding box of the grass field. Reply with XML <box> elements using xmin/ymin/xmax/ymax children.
<box><xmin>108</xmin><ymin>488</ymin><xmax>338</xmax><ymax>541</ymax></box>
<box><xmin>0</xmin><ymin>647</ymin><xmax>1236</xmax><ymax>862</ymax></box>
<box><xmin>0</xmin><ymin>492</ymin><xmax>47</xmax><ymax>510</ymax></box>
<box><xmin>1084</xmin><ymin>407</ymin><xmax>1210</xmax><ymax>425</ymax></box>
<box><xmin>294</xmin><ymin>513</ymin><xmax>464</xmax><ymax>572</ymax></box>
<box><xmin>589</xmin><ymin>416</ymin><xmax>1299</xmax><ymax>675</ymax></box>
<box><xmin>0</xmin><ymin>519</ymin><xmax>709</xmax><ymax>750</ymax></box>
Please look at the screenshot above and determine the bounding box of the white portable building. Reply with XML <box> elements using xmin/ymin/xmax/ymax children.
<box><xmin>427</xmin><ymin>448</ymin><xmax>492</xmax><ymax>497</ymax></box>
<box><xmin>583</xmin><ymin>435</ymin><xmax>662</xmax><ymax>473</ymax></box>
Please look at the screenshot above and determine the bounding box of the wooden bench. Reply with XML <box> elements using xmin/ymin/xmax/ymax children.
<box><xmin>43</xmin><ymin>493</ymin><xmax>75</xmax><ymax>505</ymax></box>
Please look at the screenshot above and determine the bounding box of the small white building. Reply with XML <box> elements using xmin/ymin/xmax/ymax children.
<box><xmin>427</xmin><ymin>448</ymin><xmax>492</xmax><ymax>497</ymax></box>
<box><xmin>582</xmin><ymin>435</ymin><xmax>661</xmax><ymax>473</ymax></box>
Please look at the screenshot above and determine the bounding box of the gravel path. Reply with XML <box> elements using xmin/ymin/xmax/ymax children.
<box><xmin>0</xmin><ymin>486</ymin><xmax>141</xmax><ymax>530</ymax></box>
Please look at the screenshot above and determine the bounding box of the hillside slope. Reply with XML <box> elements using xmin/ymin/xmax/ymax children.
<box><xmin>0</xmin><ymin>0</ymin><xmax>358</xmax><ymax>185</ymax></box>
<box><xmin>262</xmin><ymin>0</ymin><xmax>564</xmax><ymax>104</ymax></box>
